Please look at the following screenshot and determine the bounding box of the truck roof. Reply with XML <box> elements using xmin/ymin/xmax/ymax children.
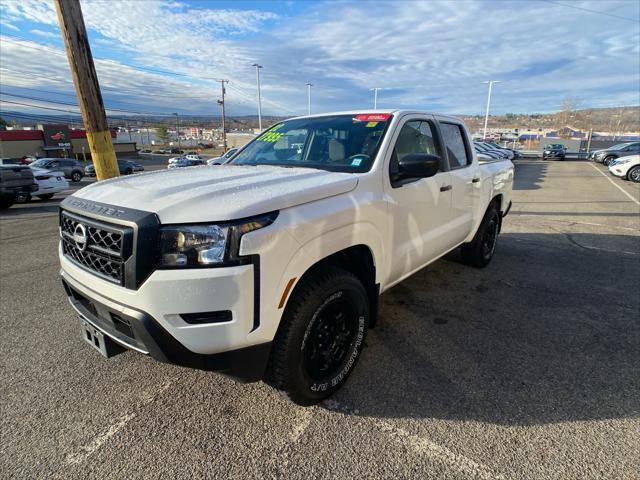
<box><xmin>287</xmin><ymin>110</ymin><xmax>463</xmax><ymax>123</ymax></box>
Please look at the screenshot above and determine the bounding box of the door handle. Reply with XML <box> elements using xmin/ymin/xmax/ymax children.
<box><xmin>472</xmin><ymin>177</ymin><xmax>480</xmax><ymax>183</ymax></box>
<box><xmin>440</xmin><ymin>185</ymin><xmax>452</xmax><ymax>192</ymax></box>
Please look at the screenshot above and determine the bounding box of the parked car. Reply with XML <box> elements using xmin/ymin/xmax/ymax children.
<box><xmin>167</xmin><ymin>158</ymin><xmax>205</xmax><ymax>168</ymax></box>
<box><xmin>170</xmin><ymin>148</ymin><xmax>184</xmax><ymax>154</ymax></box>
<box><xmin>0</xmin><ymin>164</ymin><xmax>37</xmax><ymax>208</ymax></box>
<box><xmin>168</xmin><ymin>156</ymin><xmax>184</xmax><ymax>164</ymax></box>
<box><xmin>29</xmin><ymin>158</ymin><xmax>85</xmax><ymax>182</ymax></box>
<box><xmin>473</xmin><ymin>142</ymin><xmax>508</xmax><ymax>160</ymax></box>
<box><xmin>593</xmin><ymin>142</ymin><xmax>640</xmax><ymax>166</ymax></box>
<box><xmin>608</xmin><ymin>154</ymin><xmax>640</xmax><ymax>183</ymax></box>
<box><xmin>483</xmin><ymin>141</ymin><xmax>518</xmax><ymax>160</ymax></box>
<box><xmin>85</xmin><ymin>160</ymin><xmax>144</xmax><ymax>176</ymax></box>
<box><xmin>185</xmin><ymin>154</ymin><xmax>205</xmax><ymax>162</ymax></box>
<box><xmin>542</xmin><ymin>144</ymin><xmax>566</xmax><ymax>161</ymax></box>
<box><xmin>139</xmin><ymin>149</ymin><xmax>152</xmax><ymax>154</ymax></box>
<box><xmin>58</xmin><ymin>110</ymin><xmax>513</xmax><ymax>405</ymax></box>
<box><xmin>206</xmin><ymin>148</ymin><xmax>239</xmax><ymax>166</ymax></box>
<box><xmin>27</xmin><ymin>166</ymin><xmax>69</xmax><ymax>200</ymax></box>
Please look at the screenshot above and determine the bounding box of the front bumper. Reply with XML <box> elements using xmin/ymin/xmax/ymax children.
<box><xmin>60</xmin><ymin>254</ymin><xmax>271</xmax><ymax>382</ymax></box>
<box><xmin>609</xmin><ymin>165</ymin><xmax>628</xmax><ymax>178</ymax></box>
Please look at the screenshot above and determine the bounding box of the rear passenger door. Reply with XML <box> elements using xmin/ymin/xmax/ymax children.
<box><xmin>437</xmin><ymin>120</ymin><xmax>481</xmax><ymax>245</ymax></box>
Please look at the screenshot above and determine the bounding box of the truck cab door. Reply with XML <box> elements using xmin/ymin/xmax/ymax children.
<box><xmin>383</xmin><ymin>116</ymin><xmax>453</xmax><ymax>283</ymax></box>
<box><xmin>437</xmin><ymin>120</ymin><xmax>480</xmax><ymax>245</ymax></box>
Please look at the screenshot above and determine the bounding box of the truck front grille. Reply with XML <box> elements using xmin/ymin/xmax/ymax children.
<box><xmin>60</xmin><ymin>210</ymin><xmax>133</xmax><ymax>285</ymax></box>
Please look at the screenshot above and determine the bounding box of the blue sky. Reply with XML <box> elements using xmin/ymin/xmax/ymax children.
<box><xmin>0</xmin><ymin>0</ymin><xmax>639</xmax><ymax>119</ymax></box>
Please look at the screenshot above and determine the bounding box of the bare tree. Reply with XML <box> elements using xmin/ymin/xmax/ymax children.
<box><xmin>556</xmin><ymin>96</ymin><xmax>583</xmax><ymax>138</ymax></box>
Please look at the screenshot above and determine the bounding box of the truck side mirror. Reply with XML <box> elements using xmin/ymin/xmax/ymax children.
<box><xmin>397</xmin><ymin>153</ymin><xmax>440</xmax><ymax>179</ymax></box>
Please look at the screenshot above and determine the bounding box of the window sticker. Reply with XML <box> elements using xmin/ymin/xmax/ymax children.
<box><xmin>351</xmin><ymin>157</ymin><xmax>363</xmax><ymax>167</ymax></box>
<box><xmin>365</xmin><ymin>122</ymin><xmax>378</xmax><ymax>127</ymax></box>
<box><xmin>259</xmin><ymin>131</ymin><xmax>283</xmax><ymax>142</ymax></box>
<box><xmin>257</xmin><ymin>123</ymin><xmax>284</xmax><ymax>142</ymax></box>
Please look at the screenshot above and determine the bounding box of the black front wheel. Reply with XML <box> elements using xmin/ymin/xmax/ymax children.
<box><xmin>603</xmin><ymin>156</ymin><xmax>615</xmax><ymax>167</ymax></box>
<box><xmin>461</xmin><ymin>206</ymin><xmax>500</xmax><ymax>268</ymax></box>
<box><xmin>268</xmin><ymin>267</ymin><xmax>369</xmax><ymax>405</ymax></box>
<box><xmin>71</xmin><ymin>171</ymin><xmax>82</xmax><ymax>182</ymax></box>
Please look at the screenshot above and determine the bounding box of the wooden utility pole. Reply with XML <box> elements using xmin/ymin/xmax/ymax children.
<box><xmin>217</xmin><ymin>79</ymin><xmax>229</xmax><ymax>152</ymax></box>
<box><xmin>53</xmin><ymin>0</ymin><xmax>119</xmax><ymax>180</ymax></box>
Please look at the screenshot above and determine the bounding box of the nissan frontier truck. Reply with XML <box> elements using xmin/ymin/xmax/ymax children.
<box><xmin>59</xmin><ymin>110</ymin><xmax>513</xmax><ymax>405</ymax></box>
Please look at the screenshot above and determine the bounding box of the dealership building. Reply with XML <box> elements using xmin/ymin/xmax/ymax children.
<box><xmin>0</xmin><ymin>124</ymin><xmax>137</xmax><ymax>161</ymax></box>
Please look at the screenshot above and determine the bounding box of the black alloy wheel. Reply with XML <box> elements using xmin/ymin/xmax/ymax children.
<box><xmin>481</xmin><ymin>213</ymin><xmax>499</xmax><ymax>261</ymax></box>
<box><xmin>302</xmin><ymin>297</ymin><xmax>359</xmax><ymax>382</ymax></box>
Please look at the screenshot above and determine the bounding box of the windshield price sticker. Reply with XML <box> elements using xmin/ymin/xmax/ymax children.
<box><xmin>353</xmin><ymin>113</ymin><xmax>391</xmax><ymax>122</ymax></box>
<box><xmin>257</xmin><ymin>123</ymin><xmax>284</xmax><ymax>142</ymax></box>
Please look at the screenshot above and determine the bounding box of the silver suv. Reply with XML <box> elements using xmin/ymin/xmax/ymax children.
<box><xmin>29</xmin><ymin>158</ymin><xmax>84</xmax><ymax>182</ymax></box>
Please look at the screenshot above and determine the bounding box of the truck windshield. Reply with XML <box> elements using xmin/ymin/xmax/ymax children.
<box><xmin>230</xmin><ymin>114</ymin><xmax>391</xmax><ymax>172</ymax></box>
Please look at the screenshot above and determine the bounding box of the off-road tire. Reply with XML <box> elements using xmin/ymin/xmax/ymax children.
<box><xmin>268</xmin><ymin>267</ymin><xmax>369</xmax><ymax>406</ymax></box>
<box><xmin>461</xmin><ymin>206</ymin><xmax>500</xmax><ymax>268</ymax></box>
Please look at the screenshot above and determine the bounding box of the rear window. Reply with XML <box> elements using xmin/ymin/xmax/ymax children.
<box><xmin>440</xmin><ymin>122</ymin><xmax>471</xmax><ymax>169</ymax></box>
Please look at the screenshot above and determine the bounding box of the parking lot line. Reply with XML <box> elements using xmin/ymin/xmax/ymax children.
<box><xmin>589</xmin><ymin>163</ymin><xmax>640</xmax><ymax>206</ymax></box>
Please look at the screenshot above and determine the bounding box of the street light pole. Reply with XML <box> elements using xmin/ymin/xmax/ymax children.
<box><xmin>252</xmin><ymin>63</ymin><xmax>263</xmax><ymax>132</ymax></box>
<box><xmin>173</xmin><ymin>113</ymin><xmax>180</xmax><ymax>149</ymax></box>
<box><xmin>370</xmin><ymin>87</ymin><xmax>381</xmax><ymax>109</ymax></box>
<box><xmin>306</xmin><ymin>83</ymin><xmax>313</xmax><ymax>115</ymax></box>
<box><xmin>482</xmin><ymin>80</ymin><xmax>501</xmax><ymax>140</ymax></box>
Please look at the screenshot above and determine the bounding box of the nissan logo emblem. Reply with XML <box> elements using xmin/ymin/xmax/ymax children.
<box><xmin>73</xmin><ymin>223</ymin><xmax>88</xmax><ymax>251</ymax></box>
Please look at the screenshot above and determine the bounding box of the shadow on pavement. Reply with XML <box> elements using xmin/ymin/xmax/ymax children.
<box><xmin>513</xmin><ymin>159</ymin><xmax>548</xmax><ymax>191</ymax></box>
<box><xmin>333</xmin><ymin>232</ymin><xmax>640</xmax><ymax>426</ymax></box>
<box><xmin>0</xmin><ymin>198</ymin><xmax>63</xmax><ymax>217</ymax></box>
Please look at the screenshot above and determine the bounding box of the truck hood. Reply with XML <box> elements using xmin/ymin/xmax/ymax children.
<box><xmin>72</xmin><ymin>165</ymin><xmax>358</xmax><ymax>223</ymax></box>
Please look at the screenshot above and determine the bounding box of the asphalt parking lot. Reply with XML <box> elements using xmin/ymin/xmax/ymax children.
<box><xmin>1</xmin><ymin>159</ymin><xmax>638</xmax><ymax>479</ymax></box>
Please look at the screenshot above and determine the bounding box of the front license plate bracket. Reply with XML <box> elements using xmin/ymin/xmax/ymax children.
<box><xmin>79</xmin><ymin>319</ymin><xmax>125</xmax><ymax>358</ymax></box>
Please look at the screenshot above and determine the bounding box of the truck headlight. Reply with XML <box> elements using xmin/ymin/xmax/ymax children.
<box><xmin>158</xmin><ymin>212</ymin><xmax>278</xmax><ymax>267</ymax></box>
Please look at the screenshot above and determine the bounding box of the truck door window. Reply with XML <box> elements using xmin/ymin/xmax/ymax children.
<box><xmin>389</xmin><ymin>120</ymin><xmax>440</xmax><ymax>184</ymax></box>
<box><xmin>440</xmin><ymin>122</ymin><xmax>471</xmax><ymax>169</ymax></box>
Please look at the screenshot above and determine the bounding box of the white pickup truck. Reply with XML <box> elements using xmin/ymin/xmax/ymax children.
<box><xmin>59</xmin><ymin>110</ymin><xmax>513</xmax><ymax>405</ymax></box>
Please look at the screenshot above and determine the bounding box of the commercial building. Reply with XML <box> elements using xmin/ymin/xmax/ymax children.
<box><xmin>0</xmin><ymin>124</ymin><xmax>137</xmax><ymax>160</ymax></box>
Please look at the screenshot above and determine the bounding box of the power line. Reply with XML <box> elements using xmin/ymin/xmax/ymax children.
<box><xmin>0</xmin><ymin>92</ymin><xmax>181</xmax><ymax>116</ymax></box>
<box><xmin>1</xmin><ymin>36</ymin><xmax>300</xmax><ymax>116</ymax></box>
<box><xmin>540</xmin><ymin>0</ymin><xmax>640</xmax><ymax>23</ymax></box>
<box><xmin>0</xmin><ymin>69</ymin><xmax>217</xmax><ymax>101</ymax></box>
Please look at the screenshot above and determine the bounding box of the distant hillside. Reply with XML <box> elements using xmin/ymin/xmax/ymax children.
<box><xmin>461</xmin><ymin>106</ymin><xmax>640</xmax><ymax>134</ymax></box>
<box><xmin>2</xmin><ymin>106</ymin><xmax>638</xmax><ymax>134</ymax></box>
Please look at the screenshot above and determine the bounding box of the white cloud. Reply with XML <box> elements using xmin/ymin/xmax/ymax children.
<box><xmin>0</xmin><ymin>0</ymin><xmax>638</xmax><ymax>115</ymax></box>
<box><xmin>29</xmin><ymin>29</ymin><xmax>58</xmax><ymax>39</ymax></box>
<box><xmin>1</xmin><ymin>22</ymin><xmax>20</xmax><ymax>32</ymax></box>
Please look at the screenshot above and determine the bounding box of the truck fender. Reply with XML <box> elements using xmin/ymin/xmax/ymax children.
<box><xmin>263</xmin><ymin>223</ymin><xmax>384</xmax><ymax>340</ymax></box>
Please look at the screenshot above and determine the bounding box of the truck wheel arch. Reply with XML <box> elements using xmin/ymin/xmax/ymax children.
<box><xmin>278</xmin><ymin>244</ymin><xmax>380</xmax><ymax>329</ymax></box>
<box><xmin>490</xmin><ymin>194</ymin><xmax>504</xmax><ymax>232</ymax></box>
